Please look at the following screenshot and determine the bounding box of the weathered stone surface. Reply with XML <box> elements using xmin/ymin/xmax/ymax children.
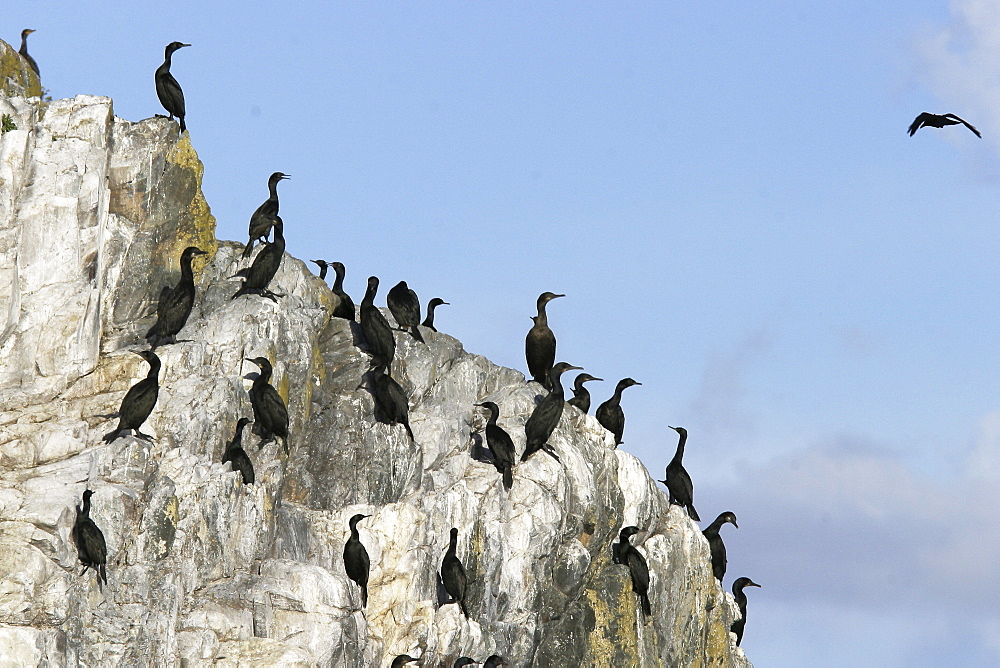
<box><xmin>0</xmin><ymin>89</ymin><xmax>753</xmax><ymax>666</ymax></box>
<box><xmin>0</xmin><ymin>38</ymin><xmax>41</xmax><ymax>99</ymax></box>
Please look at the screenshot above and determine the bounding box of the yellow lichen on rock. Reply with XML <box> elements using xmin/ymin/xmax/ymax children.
<box><xmin>0</xmin><ymin>39</ymin><xmax>41</xmax><ymax>98</ymax></box>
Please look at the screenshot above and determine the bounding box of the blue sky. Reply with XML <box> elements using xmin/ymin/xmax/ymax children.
<box><xmin>9</xmin><ymin>2</ymin><xmax>1000</xmax><ymax>664</ymax></box>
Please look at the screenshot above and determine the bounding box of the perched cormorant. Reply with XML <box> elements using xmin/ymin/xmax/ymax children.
<box><xmin>522</xmin><ymin>362</ymin><xmax>581</xmax><ymax>462</ymax></box>
<box><xmin>391</xmin><ymin>656</ymin><xmax>420</xmax><ymax>668</ymax></box>
<box><xmin>566</xmin><ymin>373</ymin><xmax>602</xmax><ymax>414</ymax></box>
<box><xmin>73</xmin><ymin>489</ymin><xmax>108</xmax><ymax>587</ymax></box>
<box><xmin>222</xmin><ymin>417</ymin><xmax>255</xmax><ymax>485</ymax></box>
<box><xmin>441</xmin><ymin>527</ymin><xmax>469</xmax><ymax>617</ymax></box>
<box><xmin>595</xmin><ymin>378</ymin><xmax>641</xmax><ymax>446</ymax></box>
<box><xmin>616</xmin><ymin>526</ymin><xmax>651</xmax><ymax>617</ymax></box>
<box><xmin>154</xmin><ymin>41</ymin><xmax>189</xmax><ymax>133</ymax></box>
<box><xmin>908</xmin><ymin>112</ymin><xmax>981</xmax><ymax>138</ymax></box>
<box><xmin>483</xmin><ymin>657</ymin><xmax>504</xmax><ymax>668</ymax></box>
<box><xmin>387</xmin><ymin>280</ymin><xmax>424</xmax><ymax>344</ymax></box>
<box><xmin>421</xmin><ymin>297</ymin><xmax>448</xmax><ymax>332</ymax></box>
<box><xmin>658</xmin><ymin>426</ymin><xmax>700</xmax><ymax>521</ymax></box>
<box><xmin>329</xmin><ymin>261</ymin><xmax>356</xmax><ymax>320</ymax></box>
<box><xmin>245</xmin><ymin>357</ymin><xmax>289</xmax><ymax>453</ymax></box>
<box><xmin>343</xmin><ymin>513</ymin><xmax>371</xmax><ymax>607</ymax></box>
<box><xmin>475</xmin><ymin>401</ymin><xmax>516</xmax><ymax>490</ymax></box>
<box><xmin>242</xmin><ymin>172</ymin><xmax>289</xmax><ymax>258</ymax></box>
<box><xmin>104</xmin><ymin>350</ymin><xmax>161</xmax><ymax>443</ymax></box>
<box><xmin>19</xmin><ymin>29</ymin><xmax>39</xmax><ymax>77</ymax></box>
<box><xmin>146</xmin><ymin>246</ymin><xmax>207</xmax><ymax>348</ymax></box>
<box><xmin>232</xmin><ymin>216</ymin><xmax>285</xmax><ymax>302</ymax></box>
<box><xmin>366</xmin><ymin>362</ymin><xmax>414</xmax><ymax>441</ymax></box>
<box><xmin>730</xmin><ymin>577</ymin><xmax>761</xmax><ymax>647</ymax></box>
<box><xmin>310</xmin><ymin>259</ymin><xmax>331</xmax><ymax>280</ymax></box>
<box><xmin>360</xmin><ymin>276</ymin><xmax>396</xmax><ymax>367</ymax></box>
<box><xmin>525</xmin><ymin>292</ymin><xmax>564</xmax><ymax>389</ymax></box>
<box><xmin>702</xmin><ymin>511</ymin><xmax>738</xmax><ymax>583</ymax></box>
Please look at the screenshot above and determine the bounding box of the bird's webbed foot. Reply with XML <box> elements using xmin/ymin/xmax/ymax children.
<box><xmin>542</xmin><ymin>444</ymin><xmax>561</xmax><ymax>461</ymax></box>
<box><xmin>135</xmin><ymin>430</ymin><xmax>155</xmax><ymax>442</ymax></box>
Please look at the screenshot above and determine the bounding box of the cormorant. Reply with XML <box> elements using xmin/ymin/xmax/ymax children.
<box><xmin>702</xmin><ymin>511</ymin><xmax>738</xmax><ymax>583</ymax></box>
<box><xmin>475</xmin><ymin>401</ymin><xmax>515</xmax><ymax>490</ymax></box>
<box><xmin>245</xmin><ymin>357</ymin><xmax>289</xmax><ymax>453</ymax></box>
<box><xmin>566</xmin><ymin>373</ymin><xmax>602</xmax><ymax>414</ymax></box>
<box><xmin>454</xmin><ymin>659</ymin><xmax>478</xmax><ymax>668</ymax></box>
<box><xmin>730</xmin><ymin>577</ymin><xmax>761</xmax><ymax>647</ymax></box>
<box><xmin>19</xmin><ymin>29</ymin><xmax>39</xmax><ymax>77</ymax></box>
<box><xmin>387</xmin><ymin>280</ymin><xmax>424</xmax><ymax>343</ymax></box>
<box><xmin>360</xmin><ymin>276</ymin><xmax>396</xmax><ymax>367</ymax></box>
<box><xmin>154</xmin><ymin>41</ymin><xmax>189</xmax><ymax>133</ymax></box>
<box><xmin>145</xmin><ymin>246</ymin><xmax>208</xmax><ymax>348</ymax></box>
<box><xmin>311</xmin><ymin>259</ymin><xmax>331</xmax><ymax>280</ymax></box>
<box><xmin>525</xmin><ymin>292</ymin><xmax>564</xmax><ymax>389</ymax></box>
<box><xmin>658</xmin><ymin>426</ymin><xmax>700</xmax><ymax>521</ymax></box>
<box><xmin>421</xmin><ymin>297</ymin><xmax>448</xmax><ymax>332</ymax></box>
<box><xmin>483</xmin><ymin>657</ymin><xmax>504</xmax><ymax>668</ymax></box>
<box><xmin>329</xmin><ymin>261</ymin><xmax>356</xmax><ymax>320</ymax></box>
<box><xmin>73</xmin><ymin>489</ymin><xmax>107</xmax><ymax>587</ymax></box>
<box><xmin>222</xmin><ymin>417</ymin><xmax>255</xmax><ymax>484</ymax></box>
<box><xmin>232</xmin><ymin>216</ymin><xmax>285</xmax><ymax>302</ymax></box>
<box><xmin>522</xmin><ymin>362</ymin><xmax>581</xmax><ymax>462</ymax></box>
<box><xmin>441</xmin><ymin>527</ymin><xmax>469</xmax><ymax>617</ymax></box>
<box><xmin>391</xmin><ymin>656</ymin><xmax>420</xmax><ymax>668</ymax></box>
<box><xmin>104</xmin><ymin>350</ymin><xmax>160</xmax><ymax>442</ymax></box>
<box><xmin>616</xmin><ymin>526</ymin><xmax>651</xmax><ymax>617</ymax></box>
<box><xmin>242</xmin><ymin>172</ymin><xmax>289</xmax><ymax>258</ymax></box>
<box><xmin>595</xmin><ymin>377</ymin><xmax>641</xmax><ymax>446</ymax></box>
<box><xmin>343</xmin><ymin>513</ymin><xmax>371</xmax><ymax>607</ymax></box>
<box><xmin>367</xmin><ymin>362</ymin><xmax>414</xmax><ymax>441</ymax></box>
<box><xmin>908</xmin><ymin>112</ymin><xmax>981</xmax><ymax>138</ymax></box>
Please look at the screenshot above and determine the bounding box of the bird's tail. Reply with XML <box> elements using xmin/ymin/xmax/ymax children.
<box><xmin>459</xmin><ymin>598</ymin><xmax>469</xmax><ymax>618</ymax></box>
<box><xmin>502</xmin><ymin>465</ymin><xmax>513</xmax><ymax>490</ymax></box>
<box><xmin>231</xmin><ymin>283</ymin><xmax>247</xmax><ymax>300</ymax></box>
<box><xmin>99</xmin><ymin>563</ymin><xmax>107</xmax><ymax>587</ymax></box>
<box><xmin>641</xmin><ymin>592</ymin><xmax>651</xmax><ymax>617</ymax></box>
<box><xmin>687</xmin><ymin>504</ymin><xmax>701</xmax><ymax>522</ymax></box>
<box><xmin>179</xmin><ymin>117</ymin><xmax>186</xmax><ymax>133</ymax></box>
<box><xmin>404</xmin><ymin>422</ymin><xmax>415</xmax><ymax>442</ymax></box>
<box><xmin>361</xmin><ymin>585</ymin><xmax>368</xmax><ymax>608</ymax></box>
<box><xmin>410</xmin><ymin>326</ymin><xmax>425</xmax><ymax>344</ymax></box>
<box><xmin>241</xmin><ymin>242</ymin><xmax>254</xmax><ymax>259</ymax></box>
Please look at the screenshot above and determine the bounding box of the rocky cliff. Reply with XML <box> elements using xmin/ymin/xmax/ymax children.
<box><xmin>0</xmin><ymin>85</ymin><xmax>753</xmax><ymax>665</ymax></box>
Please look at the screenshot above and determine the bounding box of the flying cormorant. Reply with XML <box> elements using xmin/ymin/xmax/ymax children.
<box><xmin>908</xmin><ymin>112</ymin><xmax>981</xmax><ymax>138</ymax></box>
<box><xmin>421</xmin><ymin>297</ymin><xmax>448</xmax><ymax>332</ymax></box>
<box><xmin>155</xmin><ymin>41</ymin><xmax>189</xmax><ymax>133</ymax></box>
<box><xmin>595</xmin><ymin>377</ymin><xmax>641</xmax><ymax>446</ymax></box>
<box><xmin>146</xmin><ymin>246</ymin><xmax>207</xmax><ymax>348</ymax></box>
<box><xmin>441</xmin><ymin>527</ymin><xmax>469</xmax><ymax>617</ymax></box>
<box><xmin>19</xmin><ymin>29</ymin><xmax>39</xmax><ymax>77</ymax></box>
<box><xmin>616</xmin><ymin>526</ymin><xmax>651</xmax><ymax>617</ymax></box>
<box><xmin>702</xmin><ymin>511</ymin><xmax>738</xmax><ymax>583</ymax></box>
<box><xmin>730</xmin><ymin>577</ymin><xmax>761</xmax><ymax>647</ymax></box>
<box><xmin>242</xmin><ymin>172</ymin><xmax>289</xmax><ymax>258</ymax></box>
<box><xmin>366</xmin><ymin>362</ymin><xmax>414</xmax><ymax>441</ymax></box>
<box><xmin>391</xmin><ymin>656</ymin><xmax>420</xmax><ymax>668</ymax></box>
<box><xmin>245</xmin><ymin>357</ymin><xmax>289</xmax><ymax>453</ymax></box>
<box><xmin>566</xmin><ymin>373</ymin><xmax>602</xmax><ymax>414</ymax></box>
<box><xmin>232</xmin><ymin>216</ymin><xmax>285</xmax><ymax>301</ymax></box>
<box><xmin>73</xmin><ymin>489</ymin><xmax>108</xmax><ymax>587</ymax></box>
<box><xmin>525</xmin><ymin>292</ymin><xmax>564</xmax><ymax>389</ymax></box>
<box><xmin>387</xmin><ymin>280</ymin><xmax>425</xmax><ymax>343</ymax></box>
<box><xmin>475</xmin><ymin>401</ymin><xmax>516</xmax><ymax>490</ymax></box>
<box><xmin>658</xmin><ymin>426</ymin><xmax>700</xmax><ymax>521</ymax></box>
<box><xmin>222</xmin><ymin>417</ymin><xmax>255</xmax><ymax>484</ymax></box>
<box><xmin>104</xmin><ymin>350</ymin><xmax>161</xmax><ymax>443</ymax></box>
<box><xmin>343</xmin><ymin>513</ymin><xmax>371</xmax><ymax>607</ymax></box>
<box><xmin>454</xmin><ymin>659</ymin><xmax>478</xmax><ymax>668</ymax></box>
<box><xmin>522</xmin><ymin>362</ymin><xmax>581</xmax><ymax>462</ymax></box>
<box><xmin>483</xmin><ymin>657</ymin><xmax>504</xmax><ymax>668</ymax></box>
<box><xmin>360</xmin><ymin>276</ymin><xmax>396</xmax><ymax>367</ymax></box>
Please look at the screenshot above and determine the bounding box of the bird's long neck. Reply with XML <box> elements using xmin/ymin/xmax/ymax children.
<box><xmin>332</xmin><ymin>266</ymin><xmax>346</xmax><ymax>292</ymax></box>
<box><xmin>705</xmin><ymin>517</ymin><xmax>725</xmax><ymax>534</ymax></box>
<box><xmin>257</xmin><ymin>367</ymin><xmax>272</xmax><ymax>385</ymax></box>
<box><xmin>349</xmin><ymin>522</ymin><xmax>360</xmax><ymax>541</ymax></box>
<box><xmin>446</xmin><ymin>533</ymin><xmax>457</xmax><ymax>557</ymax></box>
<box><xmin>485</xmin><ymin>405</ymin><xmax>499</xmax><ymax>426</ymax></box>
<box><xmin>180</xmin><ymin>254</ymin><xmax>196</xmax><ymax>283</ymax></box>
<box><xmin>548</xmin><ymin>368</ymin><xmax>567</xmax><ymax>396</ymax></box>
<box><xmin>362</xmin><ymin>282</ymin><xmax>377</xmax><ymax>307</ymax></box>
<box><xmin>611</xmin><ymin>384</ymin><xmax>626</xmax><ymax>404</ymax></box>
<box><xmin>267</xmin><ymin>180</ymin><xmax>281</xmax><ymax>204</ymax></box>
<box><xmin>19</xmin><ymin>35</ymin><xmax>29</xmax><ymax>55</ymax></box>
<box><xmin>535</xmin><ymin>302</ymin><xmax>549</xmax><ymax>327</ymax></box>
<box><xmin>146</xmin><ymin>357</ymin><xmax>161</xmax><ymax>380</ymax></box>
<box><xmin>229</xmin><ymin>424</ymin><xmax>245</xmax><ymax>451</ymax></box>
<box><xmin>317</xmin><ymin>265</ymin><xmax>328</xmax><ymax>280</ymax></box>
<box><xmin>272</xmin><ymin>223</ymin><xmax>285</xmax><ymax>246</ymax></box>
<box><xmin>670</xmin><ymin>432</ymin><xmax>686</xmax><ymax>465</ymax></box>
<box><xmin>733</xmin><ymin>588</ymin><xmax>748</xmax><ymax>612</ymax></box>
<box><xmin>80</xmin><ymin>495</ymin><xmax>91</xmax><ymax>517</ymax></box>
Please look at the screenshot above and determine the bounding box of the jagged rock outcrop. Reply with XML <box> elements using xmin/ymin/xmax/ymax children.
<box><xmin>0</xmin><ymin>87</ymin><xmax>753</xmax><ymax>666</ymax></box>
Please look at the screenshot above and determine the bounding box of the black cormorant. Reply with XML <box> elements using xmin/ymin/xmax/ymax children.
<box><xmin>343</xmin><ymin>513</ymin><xmax>371</xmax><ymax>607</ymax></box>
<box><xmin>454</xmin><ymin>659</ymin><xmax>478</xmax><ymax>667</ymax></box>
<box><xmin>616</xmin><ymin>526</ymin><xmax>651</xmax><ymax>617</ymax></box>
<box><xmin>367</xmin><ymin>362</ymin><xmax>414</xmax><ymax>441</ymax></box>
<box><xmin>232</xmin><ymin>216</ymin><xmax>285</xmax><ymax>301</ymax></box>
<box><xmin>658</xmin><ymin>426</ymin><xmax>700</xmax><ymax>521</ymax></box>
<box><xmin>360</xmin><ymin>276</ymin><xmax>396</xmax><ymax>367</ymax></box>
<box><xmin>525</xmin><ymin>292</ymin><xmax>564</xmax><ymax>389</ymax></box>
<box><xmin>146</xmin><ymin>246</ymin><xmax>207</xmax><ymax>348</ymax></box>
<box><xmin>222</xmin><ymin>417</ymin><xmax>255</xmax><ymax>484</ymax></box>
<box><xmin>329</xmin><ymin>261</ymin><xmax>356</xmax><ymax>320</ymax></box>
<box><xmin>421</xmin><ymin>297</ymin><xmax>448</xmax><ymax>332</ymax></box>
<box><xmin>391</xmin><ymin>656</ymin><xmax>420</xmax><ymax>668</ymax></box>
<box><xmin>155</xmin><ymin>41</ymin><xmax>189</xmax><ymax>133</ymax></box>
<box><xmin>908</xmin><ymin>112</ymin><xmax>981</xmax><ymax>138</ymax></box>
<box><xmin>475</xmin><ymin>401</ymin><xmax>515</xmax><ymax>490</ymax></box>
<box><xmin>595</xmin><ymin>377</ymin><xmax>641</xmax><ymax>446</ymax></box>
<box><xmin>730</xmin><ymin>576</ymin><xmax>761</xmax><ymax>647</ymax></box>
<box><xmin>73</xmin><ymin>489</ymin><xmax>107</xmax><ymax>587</ymax></box>
<box><xmin>19</xmin><ymin>29</ymin><xmax>39</xmax><ymax>77</ymax></box>
<box><xmin>483</xmin><ymin>657</ymin><xmax>504</xmax><ymax>668</ymax></box>
<box><xmin>104</xmin><ymin>350</ymin><xmax>160</xmax><ymax>442</ymax></box>
<box><xmin>310</xmin><ymin>259</ymin><xmax>331</xmax><ymax>280</ymax></box>
<box><xmin>522</xmin><ymin>362</ymin><xmax>581</xmax><ymax>462</ymax></box>
<box><xmin>387</xmin><ymin>280</ymin><xmax>424</xmax><ymax>343</ymax></box>
<box><xmin>441</xmin><ymin>527</ymin><xmax>469</xmax><ymax>617</ymax></box>
<box><xmin>245</xmin><ymin>357</ymin><xmax>289</xmax><ymax>453</ymax></box>
<box><xmin>242</xmin><ymin>172</ymin><xmax>289</xmax><ymax>258</ymax></box>
<box><xmin>702</xmin><ymin>511</ymin><xmax>738</xmax><ymax>583</ymax></box>
<box><xmin>566</xmin><ymin>373</ymin><xmax>602</xmax><ymax>414</ymax></box>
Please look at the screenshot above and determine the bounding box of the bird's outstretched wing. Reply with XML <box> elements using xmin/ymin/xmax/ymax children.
<box><xmin>944</xmin><ymin>113</ymin><xmax>982</xmax><ymax>138</ymax></box>
<box><xmin>908</xmin><ymin>112</ymin><xmax>932</xmax><ymax>136</ymax></box>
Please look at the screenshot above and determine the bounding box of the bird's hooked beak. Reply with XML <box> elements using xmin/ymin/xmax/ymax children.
<box><xmin>749</xmin><ymin>581</ymin><xmax>761</xmax><ymax>588</ymax></box>
<box><xmin>180</xmin><ymin>43</ymin><xmax>191</xmax><ymax>48</ymax></box>
<box><xmin>731</xmin><ymin>519</ymin><xmax>739</xmax><ymax>529</ymax></box>
<box><xmin>24</xmin><ymin>29</ymin><xmax>36</xmax><ymax>36</ymax></box>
